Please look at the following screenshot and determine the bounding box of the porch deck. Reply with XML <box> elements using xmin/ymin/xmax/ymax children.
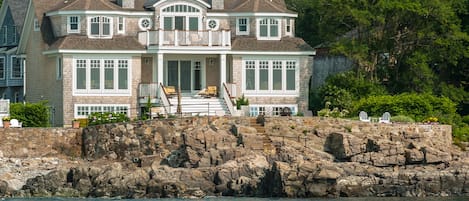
<box><xmin>138</xmin><ymin>30</ymin><xmax>231</xmax><ymax>48</ymax></box>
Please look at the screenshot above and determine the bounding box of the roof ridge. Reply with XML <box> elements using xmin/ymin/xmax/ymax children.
<box><xmin>232</xmin><ymin>0</ymin><xmax>251</xmax><ymax>11</ymax></box>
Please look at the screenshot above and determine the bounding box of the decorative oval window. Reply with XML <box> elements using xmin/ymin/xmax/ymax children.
<box><xmin>207</xmin><ymin>19</ymin><xmax>218</xmax><ymax>30</ymax></box>
<box><xmin>139</xmin><ymin>18</ymin><xmax>152</xmax><ymax>30</ymax></box>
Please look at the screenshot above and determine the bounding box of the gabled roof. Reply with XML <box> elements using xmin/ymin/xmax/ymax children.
<box><xmin>50</xmin><ymin>0</ymin><xmax>123</xmax><ymax>12</ymax></box>
<box><xmin>0</xmin><ymin>0</ymin><xmax>31</xmax><ymax>36</ymax></box>
<box><xmin>232</xmin><ymin>37</ymin><xmax>314</xmax><ymax>53</ymax></box>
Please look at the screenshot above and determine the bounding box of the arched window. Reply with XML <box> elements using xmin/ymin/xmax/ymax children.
<box><xmin>162</xmin><ymin>4</ymin><xmax>200</xmax><ymax>13</ymax></box>
<box><xmin>161</xmin><ymin>4</ymin><xmax>202</xmax><ymax>31</ymax></box>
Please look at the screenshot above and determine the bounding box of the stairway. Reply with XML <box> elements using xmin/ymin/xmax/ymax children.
<box><xmin>167</xmin><ymin>96</ymin><xmax>229</xmax><ymax>116</ymax></box>
<box><xmin>249</xmin><ymin>118</ymin><xmax>275</xmax><ymax>155</ymax></box>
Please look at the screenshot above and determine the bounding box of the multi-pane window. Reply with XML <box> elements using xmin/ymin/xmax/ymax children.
<box><xmin>11</xmin><ymin>56</ymin><xmax>22</xmax><ymax>79</ymax></box>
<box><xmin>286</xmin><ymin>18</ymin><xmax>292</xmax><ymax>36</ymax></box>
<box><xmin>0</xmin><ymin>57</ymin><xmax>4</xmax><ymax>79</ymax></box>
<box><xmin>118</xmin><ymin>60</ymin><xmax>128</xmax><ymax>90</ymax></box>
<box><xmin>1</xmin><ymin>26</ymin><xmax>6</xmax><ymax>44</ymax></box>
<box><xmin>259</xmin><ymin>61</ymin><xmax>269</xmax><ymax>90</ymax></box>
<box><xmin>258</xmin><ymin>18</ymin><xmax>279</xmax><ymax>39</ymax></box>
<box><xmin>75</xmin><ymin>104</ymin><xmax>129</xmax><ymax>118</ymax></box>
<box><xmin>118</xmin><ymin>17</ymin><xmax>125</xmax><ymax>33</ymax></box>
<box><xmin>89</xmin><ymin>16</ymin><xmax>112</xmax><ymax>38</ymax></box>
<box><xmin>244</xmin><ymin>60</ymin><xmax>297</xmax><ymax>93</ymax></box>
<box><xmin>68</xmin><ymin>16</ymin><xmax>80</xmax><ymax>33</ymax></box>
<box><xmin>104</xmin><ymin>60</ymin><xmax>114</xmax><ymax>89</ymax></box>
<box><xmin>237</xmin><ymin>18</ymin><xmax>249</xmax><ymax>35</ymax></box>
<box><xmin>162</xmin><ymin>4</ymin><xmax>200</xmax><ymax>12</ymax></box>
<box><xmin>34</xmin><ymin>18</ymin><xmax>40</xmax><ymax>31</ymax></box>
<box><xmin>57</xmin><ymin>57</ymin><xmax>63</xmax><ymax>80</ymax></box>
<box><xmin>245</xmin><ymin>61</ymin><xmax>255</xmax><ymax>90</ymax></box>
<box><xmin>74</xmin><ymin>58</ymin><xmax>130</xmax><ymax>94</ymax></box>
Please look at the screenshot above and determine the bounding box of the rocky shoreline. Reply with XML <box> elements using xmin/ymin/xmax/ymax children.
<box><xmin>1</xmin><ymin>117</ymin><xmax>468</xmax><ymax>198</ymax></box>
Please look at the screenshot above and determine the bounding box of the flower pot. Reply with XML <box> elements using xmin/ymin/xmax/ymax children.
<box><xmin>3</xmin><ymin>120</ymin><xmax>10</xmax><ymax>128</ymax></box>
<box><xmin>72</xmin><ymin>120</ymin><xmax>80</xmax><ymax>128</ymax></box>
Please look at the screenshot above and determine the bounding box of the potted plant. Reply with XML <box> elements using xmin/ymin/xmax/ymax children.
<box><xmin>2</xmin><ymin>116</ymin><xmax>11</xmax><ymax>128</ymax></box>
<box><xmin>72</xmin><ymin>119</ymin><xmax>80</xmax><ymax>128</ymax></box>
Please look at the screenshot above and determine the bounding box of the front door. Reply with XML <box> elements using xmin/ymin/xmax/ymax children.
<box><xmin>167</xmin><ymin>60</ymin><xmax>192</xmax><ymax>92</ymax></box>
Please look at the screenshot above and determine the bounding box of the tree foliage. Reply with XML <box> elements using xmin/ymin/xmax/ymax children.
<box><xmin>287</xmin><ymin>0</ymin><xmax>469</xmax><ymax>115</ymax></box>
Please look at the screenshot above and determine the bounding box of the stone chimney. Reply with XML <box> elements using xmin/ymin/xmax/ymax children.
<box><xmin>211</xmin><ymin>0</ymin><xmax>224</xmax><ymax>10</ymax></box>
<box><xmin>117</xmin><ymin>0</ymin><xmax>134</xmax><ymax>9</ymax></box>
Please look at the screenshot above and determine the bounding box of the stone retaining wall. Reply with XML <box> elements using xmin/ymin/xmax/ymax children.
<box><xmin>0</xmin><ymin>128</ymin><xmax>82</xmax><ymax>158</ymax></box>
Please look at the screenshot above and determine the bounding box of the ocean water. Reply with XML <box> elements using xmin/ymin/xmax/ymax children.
<box><xmin>2</xmin><ymin>197</ymin><xmax>469</xmax><ymax>201</ymax></box>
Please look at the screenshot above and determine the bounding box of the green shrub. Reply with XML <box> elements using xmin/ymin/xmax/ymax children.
<box><xmin>462</xmin><ymin>115</ymin><xmax>469</xmax><ymax>125</ymax></box>
<box><xmin>391</xmin><ymin>115</ymin><xmax>415</xmax><ymax>123</ymax></box>
<box><xmin>354</xmin><ymin>93</ymin><xmax>457</xmax><ymax>122</ymax></box>
<box><xmin>88</xmin><ymin>112</ymin><xmax>129</xmax><ymax>126</ymax></box>
<box><xmin>453</xmin><ymin>125</ymin><xmax>469</xmax><ymax>142</ymax></box>
<box><xmin>236</xmin><ymin>94</ymin><xmax>249</xmax><ymax>110</ymax></box>
<box><xmin>10</xmin><ymin>101</ymin><xmax>50</xmax><ymax>127</ymax></box>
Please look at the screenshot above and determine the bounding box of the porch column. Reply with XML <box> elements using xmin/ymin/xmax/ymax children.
<box><xmin>157</xmin><ymin>53</ymin><xmax>164</xmax><ymax>84</ymax></box>
<box><xmin>220</xmin><ymin>54</ymin><xmax>227</xmax><ymax>90</ymax></box>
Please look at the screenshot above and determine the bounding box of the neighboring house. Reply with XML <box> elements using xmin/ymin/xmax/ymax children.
<box><xmin>0</xmin><ymin>0</ymin><xmax>29</xmax><ymax>103</ymax></box>
<box><xmin>15</xmin><ymin>0</ymin><xmax>315</xmax><ymax>127</ymax></box>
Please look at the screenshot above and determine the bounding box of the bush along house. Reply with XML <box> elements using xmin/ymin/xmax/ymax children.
<box><xmin>14</xmin><ymin>0</ymin><xmax>315</xmax><ymax>127</ymax></box>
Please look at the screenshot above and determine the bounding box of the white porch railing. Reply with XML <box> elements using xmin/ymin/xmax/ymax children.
<box><xmin>138</xmin><ymin>29</ymin><xmax>231</xmax><ymax>47</ymax></box>
<box><xmin>222</xmin><ymin>83</ymin><xmax>235</xmax><ymax>116</ymax></box>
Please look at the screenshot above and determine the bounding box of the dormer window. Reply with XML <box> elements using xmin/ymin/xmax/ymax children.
<box><xmin>257</xmin><ymin>18</ymin><xmax>280</xmax><ymax>40</ymax></box>
<box><xmin>88</xmin><ymin>16</ymin><xmax>112</xmax><ymax>38</ymax></box>
<box><xmin>68</xmin><ymin>16</ymin><xmax>80</xmax><ymax>33</ymax></box>
<box><xmin>236</xmin><ymin>18</ymin><xmax>249</xmax><ymax>35</ymax></box>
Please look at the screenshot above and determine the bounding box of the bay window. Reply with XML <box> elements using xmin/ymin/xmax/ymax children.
<box><xmin>74</xmin><ymin>58</ymin><xmax>130</xmax><ymax>95</ymax></box>
<box><xmin>243</xmin><ymin>59</ymin><xmax>298</xmax><ymax>94</ymax></box>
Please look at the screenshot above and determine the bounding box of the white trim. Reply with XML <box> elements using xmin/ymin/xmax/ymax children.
<box><xmin>241</xmin><ymin>58</ymin><xmax>299</xmax><ymax>96</ymax></box>
<box><xmin>56</xmin><ymin>56</ymin><xmax>63</xmax><ymax>80</ymax></box>
<box><xmin>231</xmin><ymin>51</ymin><xmax>315</xmax><ymax>56</ymax></box>
<box><xmin>33</xmin><ymin>18</ymin><xmax>40</xmax><ymax>31</ymax></box>
<box><xmin>47</xmin><ymin>11</ymin><xmax>153</xmax><ymax>16</ymax></box>
<box><xmin>67</xmin><ymin>16</ymin><xmax>80</xmax><ymax>33</ymax></box>
<box><xmin>149</xmin><ymin>0</ymin><xmax>211</xmax><ymax>8</ymax></box>
<box><xmin>43</xmin><ymin>50</ymin><xmax>145</xmax><ymax>55</ymax></box>
<box><xmin>74</xmin><ymin>104</ymin><xmax>131</xmax><ymax>118</ymax></box>
<box><xmin>257</xmin><ymin>18</ymin><xmax>281</xmax><ymax>40</ymax></box>
<box><xmin>72</xmin><ymin>56</ymin><xmax>132</xmax><ymax>96</ymax></box>
<box><xmin>206</xmin><ymin>19</ymin><xmax>219</xmax><ymax>30</ymax></box>
<box><xmin>138</xmin><ymin>18</ymin><xmax>152</xmax><ymax>30</ymax></box>
<box><xmin>117</xmin><ymin>16</ymin><xmax>125</xmax><ymax>34</ymax></box>
<box><xmin>236</xmin><ymin>17</ymin><xmax>249</xmax><ymax>35</ymax></box>
<box><xmin>87</xmin><ymin>16</ymin><xmax>113</xmax><ymax>39</ymax></box>
<box><xmin>10</xmin><ymin>55</ymin><xmax>22</xmax><ymax>79</ymax></box>
<box><xmin>285</xmin><ymin>18</ymin><xmax>293</xmax><ymax>36</ymax></box>
<box><xmin>248</xmin><ymin>104</ymin><xmax>298</xmax><ymax>116</ymax></box>
<box><xmin>208</xmin><ymin>12</ymin><xmax>298</xmax><ymax>18</ymax></box>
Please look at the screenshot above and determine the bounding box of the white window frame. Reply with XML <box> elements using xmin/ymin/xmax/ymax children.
<box><xmin>138</xmin><ymin>18</ymin><xmax>152</xmax><ymax>30</ymax></box>
<box><xmin>74</xmin><ymin>104</ymin><xmax>130</xmax><ymax>118</ymax></box>
<box><xmin>34</xmin><ymin>18</ymin><xmax>40</xmax><ymax>32</ymax></box>
<box><xmin>236</xmin><ymin>18</ymin><xmax>249</xmax><ymax>35</ymax></box>
<box><xmin>10</xmin><ymin>56</ymin><xmax>22</xmax><ymax>79</ymax></box>
<box><xmin>87</xmin><ymin>16</ymin><xmax>113</xmax><ymax>38</ymax></box>
<box><xmin>117</xmin><ymin>16</ymin><xmax>125</xmax><ymax>34</ymax></box>
<box><xmin>206</xmin><ymin>19</ymin><xmax>219</xmax><ymax>30</ymax></box>
<box><xmin>256</xmin><ymin>18</ymin><xmax>280</xmax><ymax>40</ymax></box>
<box><xmin>159</xmin><ymin>3</ymin><xmax>203</xmax><ymax>31</ymax></box>
<box><xmin>242</xmin><ymin>58</ymin><xmax>299</xmax><ymax>96</ymax></box>
<box><xmin>67</xmin><ymin>16</ymin><xmax>80</xmax><ymax>33</ymax></box>
<box><xmin>285</xmin><ymin>18</ymin><xmax>293</xmax><ymax>36</ymax></box>
<box><xmin>0</xmin><ymin>57</ymin><xmax>4</xmax><ymax>80</ymax></box>
<box><xmin>56</xmin><ymin>57</ymin><xmax>63</xmax><ymax>80</ymax></box>
<box><xmin>249</xmin><ymin>104</ymin><xmax>298</xmax><ymax>117</ymax></box>
<box><xmin>73</xmin><ymin>56</ymin><xmax>131</xmax><ymax>96</ymax></box>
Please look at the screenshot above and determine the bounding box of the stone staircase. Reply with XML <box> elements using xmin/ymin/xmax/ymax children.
<box><xmin>167</xmin><ymin>96</ymin><xmax>229</xmax><ymax>116</ymax></box>
<box><xmin>249</xmin><ymin>118</ymin><xmax>276</xmax><ymax>155</ymax></box>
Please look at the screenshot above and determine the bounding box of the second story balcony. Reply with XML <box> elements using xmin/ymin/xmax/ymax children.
<box><xmin>138</xmin><ymin>29</ymin><xmax>231</xmax><ymax>50</ymax></box>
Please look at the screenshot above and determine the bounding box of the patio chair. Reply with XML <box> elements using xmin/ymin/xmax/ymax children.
<box><xmin>359</xmin><ymin>111</ymin><xmax>371</xmax><ymax>122</ymax></box>
<box><xmin>164</xmin><ymin>86</ymin><xmax>177</xmax><ymax>98</ymax></box>
<box><xmin>10</xmin><ymin>119</ymin><xmax>22</xmax><ymax>128</ymax></box>
<box><xmin>379</xmin><ymin>112</ymin><xmax>391</xmax><ymax>124</ymax></box>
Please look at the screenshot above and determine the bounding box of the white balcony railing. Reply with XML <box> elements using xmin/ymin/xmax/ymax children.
<box><xmin>138</xmin><ymin>29</ymin><xmax>231</xmax><ymax>48</ymax></box>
